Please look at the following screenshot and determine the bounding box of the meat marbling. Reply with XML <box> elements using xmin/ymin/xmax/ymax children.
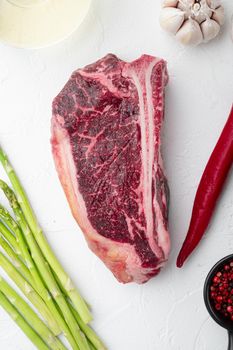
<box><xmin>51</xmin><ymin>54</ymin><xmax>170</xmax><ymax>284</ymax></box>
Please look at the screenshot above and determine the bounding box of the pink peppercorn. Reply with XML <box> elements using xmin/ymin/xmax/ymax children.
<box><xmin>217</xmin><ymin>296</ymin><xmax>223</xmax><ymax>302</ymax></box>
<box><xmin>227</xmin><ymin>306</ymin><xmax>233</xmax><ymax>313</ymax></box>
<box><xmin>210</xmin><ymin>260</ymin><xmax>233</xmax><ymax>320</ymax></box>
<box><xmin>213</xmin><ymin>276</ymin><xmax>220</xmax><ymax>284</ymax></box>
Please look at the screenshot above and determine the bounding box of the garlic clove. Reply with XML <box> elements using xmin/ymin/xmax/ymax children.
<box><xmin>160</xmin><ymin>7</ymin><xmax>185</xmax><ymax>35</ymax></box>
<box><xmin>176</xmin><ymin>18</ymin><xmax>203</xmax><ymax>45</ymax></box>
<box><xmin>178</xmin><ymin>0</ymin><xmax>195</xmax><ymax>11</ymax></box>
<box><xmin>194</xmin><ymin>11</ymin><xmax>212</xmax><ymax>24</ymax></box>
<box><xmin>177</xmin><ymin>0</ymin><xmax>194</xmax><ymax>19</ymax></box>
<box><xmin>206</xmin><ymin>0</ymin><xmax>221</xmax><ymax>10</ymax></box>
<box><xmin>162</xmin><ymin>0</ymin><xmax>178</xmax><ymax>8</ymax></box>
<box><xmin>177</xmin><ymin>0</ymin><xmax>195</xmax><ymax>10</ymax></box>
<box><xmin>201</xmin><ymin>18</ymin><xmax>220</xmax><ymax>42</ymax></box>
<box><xmin>212</xmin><ymin>6</ymin><xmax>225</xmax><ymax>26</ymax></box>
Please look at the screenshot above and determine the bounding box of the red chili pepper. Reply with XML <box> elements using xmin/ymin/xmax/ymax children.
<box><xmin>177</xmin><ymin>105</ymin><xmax>233</xmax><ymax>268</ymax></box>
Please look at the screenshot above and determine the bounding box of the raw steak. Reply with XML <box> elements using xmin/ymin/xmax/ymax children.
<box><xmin>51</xmin><ymin>54</ymin><xmax>170</xmax><ymax>284</ymax></box>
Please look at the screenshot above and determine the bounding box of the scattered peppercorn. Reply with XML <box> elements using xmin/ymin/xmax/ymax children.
<box><xmin>210</xmin><ymin>261</ymin><xmax>233</xmax><ymax>320</ymax></box>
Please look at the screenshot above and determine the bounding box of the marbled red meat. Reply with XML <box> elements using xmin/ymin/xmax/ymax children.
<box><xmin>51</xmin><ymin>54</ymin><xmax>170</xmax><ymax>284</ymax></box>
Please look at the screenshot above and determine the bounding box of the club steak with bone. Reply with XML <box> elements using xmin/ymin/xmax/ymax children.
<box><xmin>51</xmin><ymin>54</ymin><xmax>170</xmax><ymax>284</ymax></box>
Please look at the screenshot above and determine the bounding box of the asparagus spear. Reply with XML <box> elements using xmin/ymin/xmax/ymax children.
<box><xmin>0</xmin><ymin>233</ymin><xmax>97</xmax><ymax>350</ymax></box>
<box><xmin>0</xmin><ymin>204</ymin><xmax>46</xmax><ymax>291</ymax></box>
<box><xmin>0</xmin><ymin>233</ymin><xmax>104</xmax><ymax>350</ymax></box>
<box><xmin>0</xmin><ymin>205</ymin><xmax>20</xmax><ymax>239</ymax></box>
<box><xmin>0</xmin><ymin>230</ymin><xmax>82</xmax><ymax>350</ymax></box>
<box><xmin>0</xmin><ymin>193</ymin><xmax>61</xmax><ymax>337</ymax></box>
<box><xmin>0</xmin><ymin>290</ymin><xmax>50</xmax><ymax>350</ymax></box>
<box><xmin>0</xmin><ymin>180</ymin><xmax>89</xmax><ymax>350</ymax></box>
<box><xmin>0</xmin><ymin>214</ymin><xmax>97</xmax><ymax>350</ymax></box>
<box><xmin>0</xmin><ymin>252</ymin><xmax>60</xmax><ymax>336</ymax></box>
<box><xmin>88</xmin><ymin>341</ymin><xmax>97</xmax><ymax>350</ymax></box>
<box><xmin>70</xmin><ymin>302</ymin><xmax>107</xmax><ymax>350</ymax></box>
<box><xmin>0</xmin><ymin>147</ymin><xmax>92</xmax><ymax>324</ymax></box>
<box><xmin>0</xmin><ymin>216</ymin><xmax>19</xmax><ymax>253</ymax></box>
<box><xmin>0</xmin><ymin>147</ymin><xmax>106</xmax><ymax>349</ymax></box>
<box><xmin>0</xmin><ymin>235</ymin><xmax>33</xmax><ymax>285</ymax></box>
<box><xmin>41</xmin><ymin>262</ymin><xmax>103</xmax><ymax>350</ymax></box>
<box><xmin>49</xmin><ymin>266</ymin><xmax>106</xmax><ymax>350</ymax></box>
<box><xmin>0</xmin><ymin>277</ymin><xmax>67</xmax><ymax>350</ymax></box>
<box><xmin>0</xmin><ymin>205</ymin><xmax>97</xmax><ymax>350</ymax></box>
<box><xmin>53</xmin><ymin>269</ymin><xmax>104</xmax><ymax>350</ymax></box>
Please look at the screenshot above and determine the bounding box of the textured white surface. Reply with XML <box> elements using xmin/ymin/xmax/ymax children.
<box><xmin>0</xmin><ymin>1</ymin><xmax>232</xmax><ymax>349</ymax></box>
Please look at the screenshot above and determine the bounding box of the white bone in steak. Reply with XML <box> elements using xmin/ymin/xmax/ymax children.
<box><xmin>51</xmin><ymin>54</ymin><xmax>170</xmax><ymax>284</ymax></box>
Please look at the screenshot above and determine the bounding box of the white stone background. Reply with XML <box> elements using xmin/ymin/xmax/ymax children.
<box><xmin>0</xmin><ymin>1</ymin><xmax>233</xmax><ymax>349</ymax></box>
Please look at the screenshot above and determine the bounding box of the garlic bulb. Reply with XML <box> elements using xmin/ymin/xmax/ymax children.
<box><xmin>160</xmin><ymin>0</ymin><xmax>225</xmax><ymax>45</ymax></box>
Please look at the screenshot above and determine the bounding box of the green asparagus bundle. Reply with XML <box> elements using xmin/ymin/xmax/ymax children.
<box><xmin>0</xmin><ymin>147</ymin><xmax>106</xmax><ymax>350</ymax></box>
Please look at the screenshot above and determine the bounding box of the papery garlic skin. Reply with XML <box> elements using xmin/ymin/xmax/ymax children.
<box><xmin>176</xmin><ymin>18</ymin><xmax>203</xmax><ymax>45</ymax></box>
<box><xmin>160</xmin><ymin>0</ymin><xmax>225</xmax><ymax>45</ymax></box>
<box><xmin>160</xmin><ymin>7</ymin><xmax>185</xmax><ymax>34</ymax></box>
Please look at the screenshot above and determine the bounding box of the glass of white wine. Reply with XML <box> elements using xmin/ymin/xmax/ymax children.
<box><xmin>0</xmin><ymin>0</ymin><xmax>91</xmax><ymax>48</ymax></box>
